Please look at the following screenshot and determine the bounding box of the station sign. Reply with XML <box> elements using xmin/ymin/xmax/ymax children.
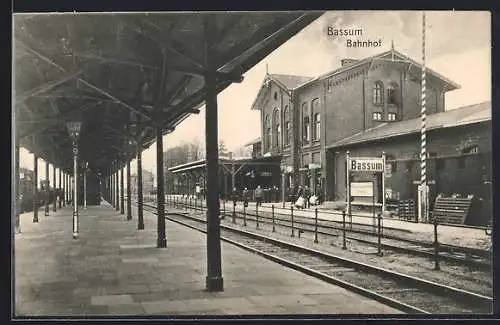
<box><xmin>348</xmin><ymin>157</ymin><xmax>384</xmax><ymax>172</ymax></box>
<box><xmin>308</xmin><ymin>163</ymin><xmax>321</xmax><ymax>170</ymax></box>
<box><xmin>350</xmin><ymin>182</ymin><xmax>374</xmax><ymax>197</ymax></box>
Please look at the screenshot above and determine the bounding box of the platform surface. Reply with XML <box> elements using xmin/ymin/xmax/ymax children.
<box><xmin>14</xmin><ymin>202</ymin><xmax>402</xmax><ymax>317</ymax></box>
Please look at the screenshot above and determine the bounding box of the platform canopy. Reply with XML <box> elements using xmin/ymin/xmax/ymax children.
<box><xmin>13</xmin><ymin>12</ymin><xmax>322</xmax><ymax>175</ymax></box>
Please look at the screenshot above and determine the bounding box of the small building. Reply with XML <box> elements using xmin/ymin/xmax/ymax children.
<box><xmin>328</xmin><ymin>101</ymin><xmax>492</xmax><ymax>213</ymax></box>
<box><xmin>168</xmin><ymin>156</ymin><xmax>282</xmax><ymax>200</ymax></box>
<box><xmin>130</xmin><ymin>169</ymin><xmax>155</xmax><ymax>196</ymax></box>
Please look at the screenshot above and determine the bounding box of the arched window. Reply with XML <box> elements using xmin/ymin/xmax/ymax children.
<box><xmin>314</xmin><ymin>113</ymin><xmax>321</xmax><ymax>141</ymax></box>
<box><xmin>285</xmin><ymin>121</ymin><xmax>291</xmax><ymax>146</ymax></box>
<box><xmin>387</xmin><ymin>82</ymin><xmax>399</xmax><ymax>105</ymax></box>
<box><xmin>272</xmin><ymin>109</ymin><xmax>280</xmax><ymax>149</ymax></box>
<box><xmin>302</xmin><ymin>103</ymin><xmax>310</xmax><ymax>143</ymax></box>
<box><xmin>373</xmin><ymin>81</ymin><xmax>384</xmax><ymax>105</ymax></box>
<box><xmin>276</xmin><ymin>124</ymin><xmax>281</xmax><ymax>149</ymax></box>
<box><xmin>284</xmin><ymin>105</ymin><xmax>290</xmax><ymax>146</ymax></box>
<box><xmin>264</xmin><ymin>114</ymin><xmax>270</xmax><ymax>152</ymax></box>
<box><xmin>311</xmin><ymin>99</ymin><xmax>320</xmax><ymax>141</ymax></box>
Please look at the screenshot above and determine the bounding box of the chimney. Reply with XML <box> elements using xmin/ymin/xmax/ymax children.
<box><xmin>341</xmin><ymin>59</ymin><xmax>358</xmax><ymax>67</ymax></box>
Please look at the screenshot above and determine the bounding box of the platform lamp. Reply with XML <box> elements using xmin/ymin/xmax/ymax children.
<box><xmin>66</xmin><ymin>121</ymin><xmax>82</xmax><ymax>239</ymax></box>
<box><xmin>83</xmin><ymin>161</ymin><xmax>88</xmax><ymax>209</ymax></box>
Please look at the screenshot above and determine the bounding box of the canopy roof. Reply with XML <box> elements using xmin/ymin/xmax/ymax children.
<box><xmin>13</xmin><ymin>12</ymin><xmax>322</xmax><ymax>175</ymax></box>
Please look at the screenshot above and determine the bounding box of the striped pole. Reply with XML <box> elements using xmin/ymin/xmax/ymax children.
<box><xmin>419</xmin><ymin>12</ymin><xmax>429</xmax><ymax>223</ymax></box>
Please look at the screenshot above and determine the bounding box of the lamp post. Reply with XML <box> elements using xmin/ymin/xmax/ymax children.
<box><xmin>84</xmin><ymin>161</ymin><xmax>88</xmax><ymax>209</ymax></box>
<box><xmin>66</xmin><ymin>121</ymin><xmax>82</xmax><ymax>239</ymax></box>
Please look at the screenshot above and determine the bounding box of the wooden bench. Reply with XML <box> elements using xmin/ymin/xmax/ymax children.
<box><xmin>431</xmin><ymin>197</ymin><xmax>473</xmax><ymax>225</ymax></box>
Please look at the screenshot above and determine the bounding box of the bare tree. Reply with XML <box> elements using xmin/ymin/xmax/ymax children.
<box><xmin>218</xmin><ymin>140</ymin><xmax>229</xmax><ymax>157</ymax></box>
<box><xmin>234</xmin><ymin>145</ymin><xmax>252</xmax><ymax>158</ymax></box>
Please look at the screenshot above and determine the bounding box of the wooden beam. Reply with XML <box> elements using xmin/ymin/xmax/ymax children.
<box><xmin>131</xmin><ymin>20</ymin><xmax>204</xmax><ymax>70</ymax></box>
<box><xmin>103</xmin><ymin>124</ymin><xmax>136</xmax><ymax>142</ymax></box>
<box><xmin>20</xmin><ymin>101</ymin><xmax>101</xmax><ymax>139</ymax></box>
<box><xmin>15</xmin><ymin>68</ymin><xmax>86</xmax><ymax>105</ymax></box>
<box><xmin>212</xmin><ymin>15</ymin><xmax>244</xmax><ymax>44</ymax></box>
<box><xmin>16</xmin><ymin>40</ymin><xmax>154</xmax><ymax>121</ymax></box>
<box><xmin>221</xmin><ymin>13</ymin><xmax>323</xmax><ymax>75</ymax></box>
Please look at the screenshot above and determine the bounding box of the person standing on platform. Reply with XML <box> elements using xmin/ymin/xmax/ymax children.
<box><xmin>316</xmin><ymin>184</ymin><xmax>323</xmax><ymax>205</ymax></box>
<box><xmin>243</xmin><ymin>187</ymin><xmax>249</xmax><ymax>208</ymax></box>
<box><xmin>296</xmin><ymin>186</ymin><xmax>303</xmax><ymax>202</ymax></box>
<box><xmin>304</xmin><ymin>185</ymin><xmax>311</xmax><ymax>209</ymax></box>
<box><xmin>289</xmin><ymin>185</ymin><xmax>295</xmax><ymax>207</ymax></box>
<box><xmin>231</xmin><ymin>187</ymin><xmax>239</xmax><ymax>207</ymax></box>
<box><xmin>255</xmin><ymin>185</ymin><xmax>264</xmax><ymax>207</ymax></box>
<box><xmin>195</xmin><ymin>184</ymin><xmax>201</xmax><ymax>200</ymax></box>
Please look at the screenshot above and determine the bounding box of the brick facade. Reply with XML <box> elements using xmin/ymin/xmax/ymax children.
<box><xmin>251</xmin><ymin>49</ymin><xmax>465</xmax><ymax>200</ymax></box>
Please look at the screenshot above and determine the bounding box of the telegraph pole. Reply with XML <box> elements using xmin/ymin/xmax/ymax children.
<box><xmin>418</xmin><ymin>11</ymin><xmax>429</xmax><ymax>223</ymax></box>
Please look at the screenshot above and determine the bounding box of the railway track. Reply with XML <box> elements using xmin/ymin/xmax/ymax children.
<box><xmin>164</xmin><ymin>199</ymin><xmax>492</xmax><ymax>270</ymax></box>
<box><xmin>142</xmin><ymin>202</ymin><xmax>493</xmax><ymax>314</ymax></box>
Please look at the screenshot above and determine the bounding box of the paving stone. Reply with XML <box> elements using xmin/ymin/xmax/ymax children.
<box><xmin>91</xmin><ymin>294</ymin><xmax>134</xmax><ymax>306</ymax></box>
<box><xmin>246</xmin><ymin>294</ymin><xmax>318</xmax><ymax>307</ymax></box>
<box><xmin>121</xmin><ymin>257</ymin><xmax>159</xmax><ymax>264</ymax></box>
<box><xmin>107</xmin><ymin>303</ymin><xmax>146</xmax><ymax>315</ymax></box>
<box><xmin>141</xmin><ymin>299</ymin><xmax>189</xmax><ymax>314</ymax></box>
<box><xmin>120</xmin><ymin>244</ymin><xmax>156</xmax><ymax>249</ymax></box>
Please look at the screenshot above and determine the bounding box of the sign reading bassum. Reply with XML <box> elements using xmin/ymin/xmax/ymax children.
<box><xmin>348</xmin><ymin>158</ymin><xmax>384</xmax><ymax>172</ymax></box>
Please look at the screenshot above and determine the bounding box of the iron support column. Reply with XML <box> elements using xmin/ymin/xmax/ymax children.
<box><xmin>111</xmin><ymin>165</ymin><xmax>114</xmax><ymax>207</ymax></box>
<box><xmin>65</xmin><ymin>173</ymin><xmax>68</xmax><ymax>204</ymax></box>
<box><xmin>156</xmin><ymin>124</ymin><xmax>167</xmax><ymax>248</ymax></box>
<box><xmin>53</xmin><ymin>164</ymin><xmax>57</xmax><ymax>212</ymax></box>
<box><xmin>45</xmin><ymin>161</ymin><xmax>49</xmax><ymax>216</ymax></box>
<box><xmin>66</xmin><ymin>173</ymin><xmax>69</xmax><ymax>206</ymax></box>
<box><xmin>58</xmin><ymin>168</ymin><xmax>62</xmax><ymax>208</ymax></box>
<box><xmin>33</xmin><ymin>154</ymin><xmax>38</xmax><ymax>223</ymax></box>
<box><xmin>66</xmin><ymin>173</ymin><xmax>69</xmax><ymax>205</ymax></box>
<box><xmin>116</xmin><ymin>161</ymin><xmax>120</xmax><ymax>212</ymax></box>
<box><xmin>137</xmin><ymin>145</ymin><xmax>144</xmax><ymax>230</ymax></box>
<box><xmin>120</xmin><ymin>163</ymin><xmax>125</xmax><ymax>215</ymax></box>
<box><xmin>204</xmin><ymin>18</ymin><xmax>223</xmax><ymax>291</ymax></box>
<box><xmin>110</xmin><ymin>166</ymin><xmax>114</xmax><ymax>205</ymax></box>
<box><xmin>14</xmin><ymin>142</ymin><xmax>20</xmax><ymax>233</ymax></box>
<box><xmin>83</xmin><ymin>166</ymin><xmax>87</xmax><ymax>209</ymax></box>
<box><xmin>127</xmin><ymin>159</ymin><xmax>132</xmax><ymax>220</ymax></box>
<box><xmin>72</xmin><ymin>143</ymin><xmax>79</xmax><ymax>239</ymax></box>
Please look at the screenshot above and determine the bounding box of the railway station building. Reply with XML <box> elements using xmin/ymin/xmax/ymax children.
<box><xmin>249</xmin><ymin>47</ymin><xmax>492</xmax><ymax>212</ymax></box>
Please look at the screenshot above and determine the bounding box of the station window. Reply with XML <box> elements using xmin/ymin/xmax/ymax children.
<box><xmin>302</xmin><ymin>102</ymin><xmax>310</xmax><ymax>144</ymax></box>
<box><xmin>373</xmin><ymin>112</ymin><xmax>382</xmax><ymax>121</ymax></box>
<box><xmin>387</xmin><ymin>113</ymin><xmax>397</xmax><ymax>121</ymax></box>
<box><xmin>303</xmin><ymin>117</ymin><xmax>310</xmax><ymax>143</ymax></box>
<box><xmin>405</xmin><ymin>161</ymin><xmax>413</xmax><ymax>172</ymax></box>
<box><xmin>285</xmin><ymin>121</ymin><xmax>291</xmax><ymax>146</ymax></box>
<box><xmin>327</xmin><ymin>78</ymin><xmax>333</xmax><ymax>92</ymax></box>
<box><xmin>373</xmin><ymin>81</ymin><xmax>384</xmax><ymax>105</ymax></box>
<box><xmin>276</xmin><ymin>124</ymin><xmax>281</xmax><ymax>148</ymax></box>
<box><xmin>387</xmin><ymin>82</ymin><xmax>399</xmax><ymax>105</ymax></box>
<box><xmin>386</xmin><ymin>155</ymin><xmax>396</xmax><ymax>173</ymax></box>
<box><xmin>274</xmin><ymin>92</ymin><xmax>278</xmax><ymax>100</ymax></box>
<box><xmin>313</xmin><ymin>113</ymin><xmax>321</xmax><ymax>141</ymax></box>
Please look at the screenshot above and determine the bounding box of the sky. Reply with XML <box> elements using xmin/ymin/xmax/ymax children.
<box><xmin>18</xmin><ymin>10</ymin><xmax>491</xmax><ymax>185</ymax></box>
